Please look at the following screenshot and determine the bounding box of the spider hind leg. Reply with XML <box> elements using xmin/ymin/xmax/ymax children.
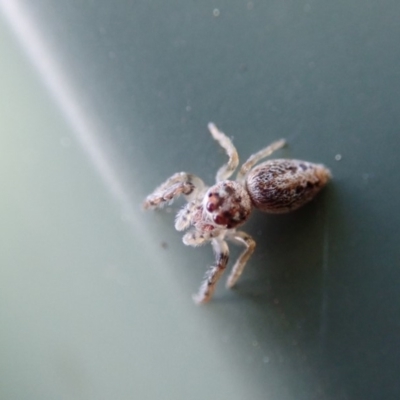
<box><xmin>236</xmin><ymin>139</ymin><xmax>286</xmax><ymax>183</ymax></box>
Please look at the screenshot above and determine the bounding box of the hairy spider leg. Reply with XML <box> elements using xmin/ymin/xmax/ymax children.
<box><xmin>225</xmin><ymin>230</ymin><xmax>256</xmax><ymax>288</ymax></box>
<box><xmin>236</xmin><ymin>139</ymin><xmax>286</xmax><ymax>184</ymax></box>
<box><xmin>175</xmin><ymin>200</ymin><xmax>198</xmax><ymax>231</ymax></box>
<box><xmin>143</xmin><ymin>172</ymin><xmax>205</xmax><ymax>209</ymax></box>
<box><xmin>193</xmin><ymin>238</ymin><xmax>229</xmax><ymax>304</ymax></box>
<box><xmin>182</xmin><ymin>228</ymin><xmax>221</xmax><ymax>247</ymax></box>
<box><xmin>208</xmin><ymin>123</ymin><xmax>239</xmax><ymax>182</ymax></box>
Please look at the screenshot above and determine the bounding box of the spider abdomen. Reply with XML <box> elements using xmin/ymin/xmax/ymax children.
<box><xmin>246</xmin><ymin>159</ymin><xmax>331</xmax><ymax>213</ymax></box>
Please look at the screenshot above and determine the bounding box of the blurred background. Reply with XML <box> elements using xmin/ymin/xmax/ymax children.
<box><xmin>1</xmin><ymin>1</ymin><xmax>399</xmax><ymax>399</ymax></box>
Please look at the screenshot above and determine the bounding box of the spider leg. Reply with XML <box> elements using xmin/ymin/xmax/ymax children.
<box><xmin>208</xmin><ymin>123</ymin><xmax>239</xmax><ymax>182</ymax></box>
<box><xmin>193</xmin><ymin>238</ymin><xmax>229</xmax><ymax>304</ymax></box>
<box><xmin>225</xmin><ymin>231</ymin><xmax>256</xmax><ymax>288</ymax></box>
<box><xmin>143</xmin><ymin>172</ymin><xmax>205</xmax><ymax>209</ymax></box>
<box><xmin>182</xmin><ymin>228</ymin><xmax>220</xmax><ymax>247</ymax></box>
<box><xmin>175</xmin><ymin>200</ymin><xmax>197</xmax><ymax>231</ymax></box>
<box><xmin>236</xmin><ymin>139</ymin><xmax>286</xmax><ymax>183</ymax></box>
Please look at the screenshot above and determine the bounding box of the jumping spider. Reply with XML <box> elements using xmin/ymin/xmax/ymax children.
<box><xmin>143</xmin><ymin>123</ymin><xmax>331</xmax><ymax>304</ymax></box>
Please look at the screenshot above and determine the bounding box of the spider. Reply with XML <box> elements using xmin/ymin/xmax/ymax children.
<box><xmin>143</xmin><ymin>123</ymin><xmax>331</xmax><ymax>304</ymax></box>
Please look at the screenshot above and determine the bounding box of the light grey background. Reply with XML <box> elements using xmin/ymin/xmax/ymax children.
<box><xmin>1</xmin><ymin>1</ymin><xmax>399</xmax><ymax>399</ymax></box>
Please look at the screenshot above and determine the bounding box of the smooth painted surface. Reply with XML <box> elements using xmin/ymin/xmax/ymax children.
<box><xmin>1</xmin><ymin>1</ymin><xmax>400</xmax><ymax>399</ymax></box>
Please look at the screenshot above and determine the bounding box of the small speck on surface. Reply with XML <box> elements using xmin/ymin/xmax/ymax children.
<box><xmin>213</xmin><ymin>8</ymin><xmax>220</xmax><ymax>17</ymax></box>
<box><xmin>335</xmin><ymin>154</ymin><xmax>342</xmax><ymax>161</ymax></box>
<box><xmin>161</xmin><ymin>241</ymin><xmax>168</xmax><ymax>249</ymax></box>
<box><xmin>263</xmin><ymin>356</ymin><xmax>270</xmax><ymax>363</ymax></box>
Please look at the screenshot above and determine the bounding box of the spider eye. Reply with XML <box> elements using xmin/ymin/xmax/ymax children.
<box><xmin>213</xmin><ymin>214</ymin><xmax>228</xmax><ymax>226</ymax></box>
<box><xmin>205</xmin><ymin>192</ymin><xmax>222</xmax><ymax>212</ymax></box>
<box><xmin>206</xmin><ymin>201</ymin><xmax>217</xmax><ymax>212</ymax></box>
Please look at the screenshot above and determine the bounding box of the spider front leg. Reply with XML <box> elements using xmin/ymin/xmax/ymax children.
<box><xmin>236</xmin><ymin>139</ymin><xmax>286</xmax><ymax>183</ymax></box>
<box><xmin>193</xmin><ymin>238</ymin><xmax>229</xmax><ymax>304</ymax></box>
<box><xmin>226</xmin><ymin>231</ymin><xmax>256</xmax><ymax>288</ymax></box>
<box><xmin>182</xmin><ymin>228</ymin><xmax>221</xmax><ymax>247</ymax></box>
<box><xmin>143</xmin><ymin>172</ymin><xmax>205</xmax><ymax>209</ymax></box>
<box><xmin>175</xmin><ymin>201</ymin><xmax>197</xmax><ymax>231</ymax></box>
<box><xmin>208</xmin><ymin>123</ymin><xmax>239</xmax><ymax>182</ymax></box>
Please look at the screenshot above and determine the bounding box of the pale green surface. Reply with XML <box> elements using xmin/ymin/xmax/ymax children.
<box><xmin>1</xmin><ymin>1</ymin><xmax>400</xmax><ymax>400</ymax></box>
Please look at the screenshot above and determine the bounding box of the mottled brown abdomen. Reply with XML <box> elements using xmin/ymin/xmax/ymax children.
<box><xmin>246</xmin><ymin>159</ymin><xmax>331</xmax><ymax>213</ymax></box>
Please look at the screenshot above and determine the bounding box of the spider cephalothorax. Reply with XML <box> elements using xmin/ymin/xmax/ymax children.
<box><xmin>204</xmin><ymin>181</ymin><xmax>252</xmax><ymax>229</ymax></box>
<box><xmin>143</xmin><ymin>123</ymin><xmax>331</xmax><ymax>304</ymax></box>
